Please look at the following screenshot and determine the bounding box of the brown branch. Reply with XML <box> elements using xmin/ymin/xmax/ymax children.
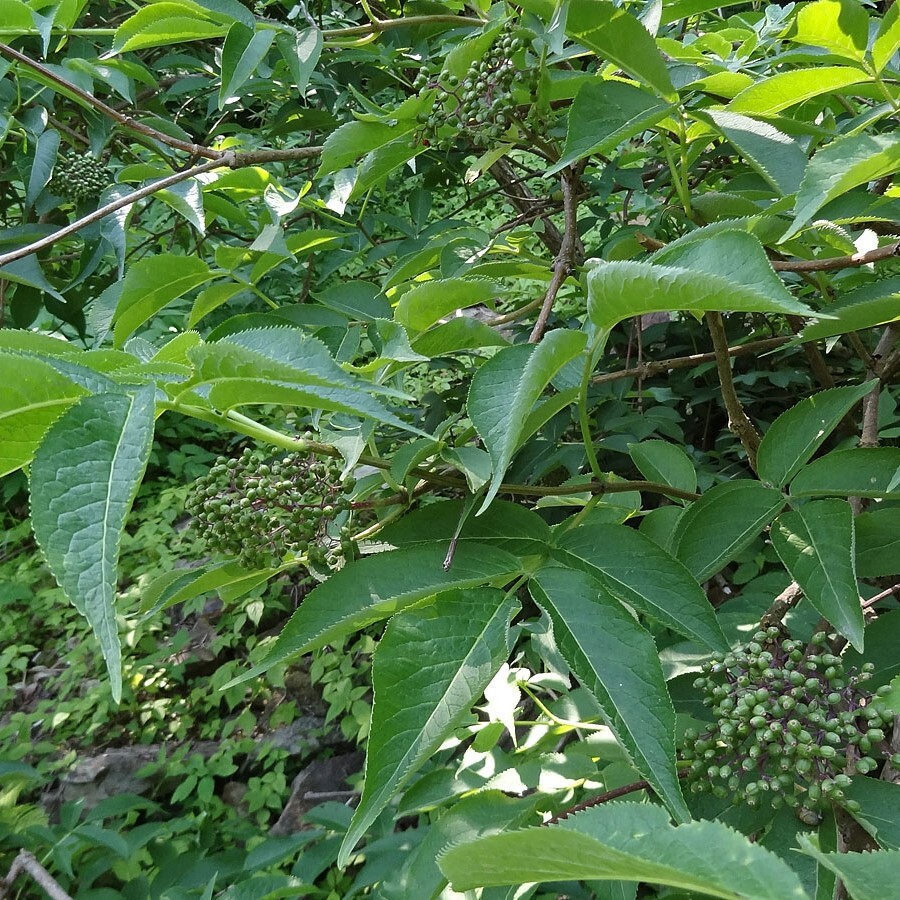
<box><xmin>529</xmin><ymin>168</ymin><xmax>579</xmax><ymax>343</ymax></box>
<box><xmin>592</xmin><ymin>337</ymin><xmax>790</xmax><ymax>386</ymax></box>
<box><xmin>860</xmin><ymin>323</ymin><xmax>900</xmax><ymax>448</ymax></box>
<box><xmin>320</xmin><ymin>14</ymin><xmax>482</xmax><ymax>39</ymax></box>
<box><xmin>490</xmin><ymin>158</ymin><xmax>564</xmax><ymax>256</ymax></box>
<box><xmin>707</xmin><ymin>312</ymin><xmax>761</xmax><ymax>470</ymax></box>
<box><xmin>760</xmin><ymin>582</ymin><xmax>803</xmax><ymax>629</ymax></box>
<box><xmin>0</xmin><ymin>850</ymin><xmax>72</xmax><ymax>900</ymax></box>
<box><xmin>862</xmin><ymin>582</ymin><xmax>900</xmax><ymax>609</ymax></box>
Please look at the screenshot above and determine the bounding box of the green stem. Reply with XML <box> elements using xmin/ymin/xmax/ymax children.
<box><xmin>520</xmin><ymin>682</ymin><xmax>605</xmax><ymax>732</ymax></box>
<box><xmin>578</xmin><ymin>331</ymin><xmax>608</xmax><ymax>481</ymax></box>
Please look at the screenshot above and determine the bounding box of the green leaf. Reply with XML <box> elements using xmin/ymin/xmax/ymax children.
<box><xmin>566</xmin><ymin>1</ymin><xmax>675</xmax><ymax>99</ymax></box>
<box><xmin>188</xmin><ymin>281</ymin><xmax>246</xmax><ymax>328</ymax></box>
<box><xmin>394</xmin><ymin>277</ymin><xmax>507</xmax><ymax>332</ymax></box>
<box><xmin>0</xmin><ymin>354</ymin><xmax>88</xmax><ymax>477</ymax></box>
<box><xmin>411</xmin><ymin>317</ymin><xmax>510</xmax><ymax>356</ymax></box>
<box><xmin>438</xmin><ymin>801</ymin><xmax>809</xmax><ymax>898</ymax></box>
<box><xmin>552</xmin><ymin>524</ymin><xmax>726</xmax><ymax>652</ymax></box>
<box><xmin>728</xmin><ymin>66</ymin><xmax>871</xmax><ymax>116</ymax></box>
<box><xmin>113</xmin><ymin>254</ymin><xmax>214</xmax><ymax>348</ymax></box>
<box><xmin>27</xmin><ymin>128</ymin><xmax>60</xmax><ymax>207</ymax></box>
<box><xmin>856</xmin><ymin>508</ymin><xmax>900</xmax><ymax>577</ymax></box>
<box><xmin>113</xmin><ymin>4</ymin><xmax>227</xmax><ymax>53</ymax></box>
<box><xmin>794</xmin><ymin>0</ymin><xmax>869</xmax><ymax>62</ymax></box>
<box><xmin>531</xmin><ymin>567</ymin><xmax>688</xmax><ymax>822</ymax></box>
<box><xmin>670</xmin><ymin>481</ymin><xmax>785</xmax><ymax>582</ymax></box>
<box><xmin>380</xmin><ymin>499</ymin><xmax>552</xmax><ymax>558</ymax></box>
<box><xmin>587</xmin><ymin>232</ymin><xmax>815</xmax><ymax>329</ymax></box>
<box><xmin>798</xmin><ymin>277</ymin><xmax>900</xmax><ymax>342</ymax></box>
<box><xmin>799</xmin><ymin>835</ymin><xmax>898</xmax><ymax>900</ymax></box>
<box><xmin>29</xmin><ymin>389</ymin><xmax>156</xmax><ymax>702</ymax></box>
<box><xmin>223</xmin><ymin>543</ymin><xmax>524</xmax><ymax>687</ymax></box>
<box><xmin>317</xmin><ymin>119</ymin><xmax>416</xmax><ymax>178</ymax></box>
<box><xmin>549</xmin><ymin>80</ymin><xmax>672</xmax><ymax>175</ymax></box>
<box><xmin>790</xmin><ymin>448</ymin><xmax>900</xmax><ymax>499</ymax></box>
<box><xmin>872</xmin><ymin>2</ymin><xmax>900</xmax><ymax>73</ymax></box>
<box><xmin>276</xmin><ymin>27</ymin><xmax>322</xmax><ymax>95</ymax></box>
<box><xmin>771</xmin><ymin>499</ymin><xmax>863</xmax><ymax>650</ymax></box>
<box><xmin>339</xmin><ymin>588</ymin><xmax>517</xmax><ymax>867</ymax></box>
<box><xmin>705</xmin><ymin>110</ymin><xmax>807</xmax><ymax>196</ymax></box>
<box><xmin>757</xmin><ymin>383</ymin><xmax>874</xmax><ymax>488</ymax></box>
<box><xmin>843</xmin><ymin>779</ymin><xmax>900</xmax><ymax>850</ymax></box>
<box><xmin>219</xmin><ymin>22</ymin><xmax>275</xmax><ymax>108</ymax></box>
<box><xmin>628</xmin><ymin>440</ymin><xmax>697</xmax><ymax>495</ymax></box>
<box><xmin>786</xmin><ymin>134</ymin><xmax>900</xmax><ymax>240</ymax></box>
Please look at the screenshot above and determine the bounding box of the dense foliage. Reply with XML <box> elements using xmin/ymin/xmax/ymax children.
<box><xmin>1</xmin><ymin>0</ymin><xmax>900</xmax><ymax>897</ymax></box>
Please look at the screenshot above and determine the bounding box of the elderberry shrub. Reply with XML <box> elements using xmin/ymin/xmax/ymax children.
<box><xmin>186</xmin><ymin>447</ymin><xmax>354</xmax><ymax>570</ymax></box>
<box><xmin>48</xmin><ymin>152</ymin><xmax>112</xmax><ymax>202</ymax></box>
<box><xmin>412</xmin><ymin>20</ymin><xmax>540</xmax><ymax>149</ymax></box>
<box><xmin>683</xmin><ymin>628</ymin><xmax>897</xmax><ymax>822</ymax></box>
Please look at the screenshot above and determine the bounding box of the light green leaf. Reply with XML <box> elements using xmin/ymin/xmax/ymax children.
<box><xmin>223</xmin><ymin>543</ymin><xmax>524</xmax><ymax>687</ymax></box>
<box><xmin>438</xmin><ymin>801</ymin><xmax>809</xmax><ymax>899</ymax></box>
<box><xmin>552</xmin><ymin>524</ymin><xmax>726</xmax><ymax>652</ymax></box>
<box><xmin>411</xmin><ymin>317</ymin><xmax>510</xmax><ymax>356</ymax></box>
<box><xmin>798</xmin><ymin>277</ymin><xmax>900</xmax><ymax>342</ymax></box>
<box><xmin>531</xmin><ymin>567</ymin><xmax>688</xmax><ymax>822</ymax></box>
<box><xmin>757</xmin><ymin>383</ymin><xmax>874</xmax><ymax>488</ymax></box>
<box><xmin>113</xmin><ymin>254</ymin><xmax>214</xmax><ymax>348</ymax></box>
<box><xmin>799</xmin><ymin>835</ymin><xmax>899</xmax><ymax>900</ymax></box>
<box><xmin>339</xmin><ymin>588</ymin><xmax>517</xmax><ymax>867</ymax></box>
<box><xmin>670</xmin><ymin>481</ymin><xmax>785</xmax><ymax>582</ymax></box>
<box><xmin>786</xmin><ymin>134</ymin><xmax>900</xmax><ymax>240</ymax></box>
<box><xmin>441</xmin><ymin>447</ymin><xmax>492</xmax><ymax>492</ymax></box>
<box><xmin>728</xmin><ymin>67</ymin><xmax>871</xmax><ymax>116</ymax></box>
<box><xmin>872</xmin><ymin>2</ymin><xmax>900</xmax><ymax>73</ymax></box>
<box><xmin>156</xmin><ymin>180</ymin><xmax>205</xmax><ymax>233</ymax></box>
<box><xmin>188</xmin><ymin>281</ymin><xmax>246</xmax><ymax>328</ymax></box>
<box><xmin>771</xmin><ymin>499</ymin><xmax>863</xmax><ymax>650</ymax></box>
<box><xmin>29</xmin><ymin>389</ymin><xmax>156</xmax><ymax>702</ymax></box>
<box><xmin>587</xmin><ymin>232</ymin><xmax>816</xmax><ymax>329</ymax></box>
<box><xmin>628</xmin><ymin>440</ymin><xmax>697</xmax><ymax>495</ymax></box>
<box><xmin>0</xmin><ymin>354</ymin><xmax>88</xmax><ymax>477</ymax></box>
<box><xmin>468</xmin><ymin>330</ymin><xmax>587</xmax><ymax>513</ymax></box>
<box><xmin>276</xmin><ymin>26</ymin><xmax>322</xmax><ymax>95</ymax></box>
<box><xmin>856</xmin><ymin>508</ymin><xmax>900</xmax><ymax>577</ymax></box>
<box><xmin>113</xmin><ymin>4</ymin><xmax>227</xmax><ymax>53</ymax></box>
<box><xmin>219</xmin><ymin>22</ymin><xmax>275</xmax><ymax>108</ymax></box>
<box><xmin>566</xmin><ymin>1</ymin><xmax>675</xmax><ymax>99</ymax></box>
<box><xmin>394</xmin><ymin>277</ymin><xmax>507</xmax><ymax>332</ymax></box>
<box><xmin>790</xmin><ymin>448</ymin><xmax>900</xmax><ymax>498</ymax></box>
<box><xmin>317</xmin><ymin>119</ymin><xmax>416</xmax><ymax>178</ymax></box>
<box><xmin>705</xmin><ymin>110</ymin><xmax>807</xmax><ymax>196</ymax></box>
<box><xmin>549</xmin><ymin>80</ymin><xmax>672</xmax><ymax>175</ymax></box>
<box><xmin>794</xmin><ymin>0</ymin><xmax>868</xmax><ymax>62</ymax></box>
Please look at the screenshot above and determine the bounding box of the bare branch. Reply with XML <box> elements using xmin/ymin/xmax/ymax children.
<box><xmin>0</xmin><ymin>850</ymin><xmax>72</xmax><ymax>900</ymax></box>
<box><xmin>860</xmin><ymin>323</ymin><xmax>900</xmax><ymax>448</ymax></box>
<box><xmin>760</xmin><ymin>582</ymin><xmax>803</xmax><ymax>629</ymax></box>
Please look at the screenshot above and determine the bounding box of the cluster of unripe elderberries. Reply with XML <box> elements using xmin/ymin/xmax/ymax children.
<box><xmin>48</xmin><ymin>152</ymin><xmax>112</xmax><ymax>202</ymax></box>
<box><xmin>186</xmin><ymin>447</ymin><xmax>354</xmax><ymax>570</ymax></box>
<box><xmin>412</xmin><ymin>22</ymin><xmax>539</xmax><ymax>149</ymax></box>
<box><xmin>683</xmin><ymin>628</ymin><xmax>897</xmax><ymax>820</ymax></box>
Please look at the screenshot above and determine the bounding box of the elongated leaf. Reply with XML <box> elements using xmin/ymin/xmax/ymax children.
<box><xmin>394</xmin><ymin>277</ymin><xmax>507</xmax><ymax>332</ymax></box>
<box><xmin>29</xmin><ymin>389</ymin><xmax>156</xmax><ymax>702</ymax></box>
<box><xmin>757</xmin><ymin>383</ymin><xmax>874</xmax><ymax>488</ymax></box>
<box><xmin>380</xmin><ymin>499</ymin><xmax>552</xmax><ymax>558</ymax></box>
<box><xmin>794</xmin><ymin>0</ymin><xmax>868</xmax><ymax>62</ymax></box>
<box><xmin>411</xmin><ymin>317</ymin><xmax>510</xmax><ymax>356</ymax></box>
<box><xmin>771</xmin><ymin>499</ymin><xmax>863</xmax><ymax>650</ymax></box>
<box><xmin>670</xmin><ymin>481</ymin><xmax>785</xmax><ymax>581</ymax></box>
<box><xmin>219</xmin><ymin>22</ymin><xmax>275</xmax><ymax>108</ymax></box>
<box><xmin>438</xmin><ymin>802</ymin><xmax>808</xmax><ymax>899</ymax></box>
<box><xmin>340</xmin><ymin>589</ymin><xmax>517</xmax><ymax>866</ymax></box>
<box><xmin>550</xmin><ymin>80</ymin><xmax>672</xmax><ymax>175</ymax></box>
<box><xmin>799</xmin><ymin>835</ymin><xmax>898</xmax><ymax>900</ymax></box>
<box><xmin>224</xmin><ymin>543</ymin><xmax>523</xmax><ymax>687</ymax></box>
<box><xmin>786</xmin><ymin>134</ymin><xmax>900</xmax><ymax>239</ymax></box>
<box><xmin>728</xmin><ymin>67</ymin><xmax>870</xmax><ymax>115</ymax></box>
<box><xmin>843</xmin><ymin>778</ymin><xmax>900</xmax><ymax>850</ymax></box>
<box><xmin>873</xmin><ymin>2</ymin><xmax>900</xmax><ymax>73</ymax></box>
<box><xmin>798</xmin><ymin>277</ymin><xmax>900</xmax><ymax>341</ymax></box>
<box><xmin>276</xmin><ymin>26</ymin><xmax>322</xmax><ymax>95</ymax></box>
<box><xmin>317</xmin><ymin>119</ymin><xmax>416</xmax><ymax>177</ymax></box>
<box><xmin>0</xmin><ymin>354</ymin><xmax>88</xmax><ymax>477</ymax></box>
<box><xmin>552</xmin><ymin>524</ymin><xmax>726</xmax><ymax>652</ymax></box>
<box><xmin>156</xmin><ymin>180</ymin><xmax>205</xmax><ymax>233</ymax></box>
<box><xmin>856</xmin><ymin>508</ymin><xmax>900</xmax><ymax>577</ymax></box>
<box><xmin>705</xmin><ymin>110</ymin><xmax>806</xmax><ymax>196</ymax></box>
<box><xmin>188</xmin><ymin>281</ymin><xmax>246</xmax><ymax>328</ymax></box>
<box><xmin>114</xmin><ymin>9</ymin><xmax>226</xmax><ymax>53</ymax></box>
<box><xmin>27</xmin><ymin>128</ymin><xmax>60</xmax><ymax>207</ymax></box>
<box><xmin>531</xmin><ymin>567</ymin><xmax>688</xmax><ymax>822</ymax></box>
<box><xmin>468</xmin><ymin>330</ymin><xmax>587</xmax><ymax>513</ymax></box>
<box><xmin>587</xmin><ymin>232</ymin><xmax>815</xmax><ymax>329</ymax></box>
<box><xmin>628</xmin><ymin>440</ymin><xmax>696</xmax><ymax>495</ymax></box>
<box><xmin>113</xmin><ymin>254</ymin><xmax>214</xmax><ymax>347</ymax></box>
<box><xmin>790</xmin><ymin>448</ymin><xmax>900</xmax><ymax>498</ymax></box>
<box><xmin>566</xmin><ymin>1</ymin><xmax>675</xmax><ymax>99</ymax></box>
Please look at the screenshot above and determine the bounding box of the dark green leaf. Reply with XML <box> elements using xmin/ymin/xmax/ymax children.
<box><xmin>799</xmin><ymin>835</ymin><xmax>898</xmax><ymax>900</ymax></box>
<box><xmin>628</xmin><ymin>440</ymin><xmax>697</xmax><ymax>495</ymax></box>
<box><xmin>856</xmin><ymin>508</ymin><xmax>900</xmax><ymax>577</ymax></box>
<box><xmin>790</xmin><ymin>448</ymin><xmax>900</xmax><ymax>499</ymax></box>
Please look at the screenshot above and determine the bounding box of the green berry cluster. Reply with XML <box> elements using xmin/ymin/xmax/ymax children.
<box><xmin>412</xmin><ymin>23</ymin><xmax>539</xmax><ymax>149</ymax></box>
<box><xmin>186</xmin><ymin>447</ymin><xmax>355</xmax><ymax>570</ymax></box>
<box><xmin>683</xmin><ymin>628</ymin><xmax>896</xmax><ymax>820</ymax></box>
<box><xmin>48</xmin><ymin>152</ymin><xmax>111</xmax><ymax>202</ymax></box>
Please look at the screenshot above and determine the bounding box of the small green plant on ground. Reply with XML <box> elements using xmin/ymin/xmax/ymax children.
<box><xmin>1</xmin><ymin>0</ymin><xmax>900</xmax><ymax>897</ymax></box>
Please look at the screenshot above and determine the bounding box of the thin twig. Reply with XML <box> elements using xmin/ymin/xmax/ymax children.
<box><xmin>592</xmin><ymin>337</ymin><xmax>790</xmax><ymax>385</ymax></box>
<box><xmin>862</xmin><ymin>583</ymin><xmax>900</xmax><ymax>609</ymax></box>
<box><xmin>490</xmin><ymin>157</ymin><xmax>564</xmax><ymax>256</ymax></box>
<box><xmin>320</xmin><ymin>14</ymin><xmax>482</xmax><ymax>39</ymax></box>
<box><xmin>860</xmin><ymin>323</ymin><xmax>900</xmax><ymax>448</ymax></box>
<box><xmin>529</xmin><ymin>167</ymin><xmax>579</xmax><ymax>343</ymax></box>
<box><xmin>707</xmin><ymin>312</ymin><xmax>761</xmax><ymax>470</ymax></box>
<box><xmin>0</xmin><ymin>850</ymin><xmax>72</xmax><ymax>900</ymax></box>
